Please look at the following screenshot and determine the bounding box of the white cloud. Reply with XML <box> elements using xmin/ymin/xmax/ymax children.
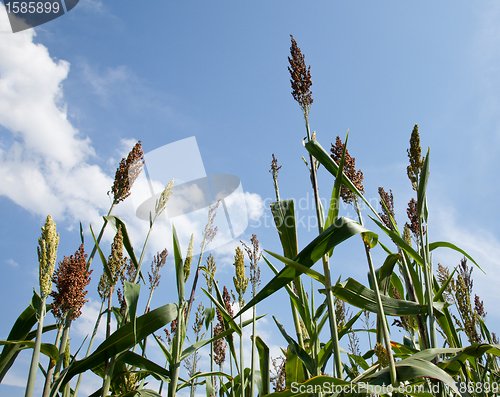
<box><xmin>0</xmin><ymin>9</ymin><xmax>114</xmax><ymax>225</ymax></box>
<box><xmin>433</xmin><ymin>204</ymin><xmax>500</xmax><ymax>321</ymax></box>
<box><xmin>245</xmin><ymin>192</ymin><xmax>265</xmax><ymax>222</ymax></box>
<box><xmin>0</xmin><ymin>4</ymin><xmax>265</xmax><ymax>283</ymax></box>
<box><xmin>5</xmin><ymin>258</ymin><xmax>18</xmax><ymax>267</ymax></box>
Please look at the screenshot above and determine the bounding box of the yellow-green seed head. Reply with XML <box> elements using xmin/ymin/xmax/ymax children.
<box><xmin>155</xmin><ymin>178</ymin><xmax>174</xmax><ymax>219</ymax></box>
<box><xmin>407</xmin><ymin>124</ymin><xmax>425</xmax><ymax>191</ymax></box>
<box><xmin>184</xmin><ymin>234</ymin><xmax>194</xmax><ymax>282</ymax></box>
<box><xmin>374</xmin><ymin>343</ymin><xmax>388</xmax><ymax>368</ymax></box>
<box><xmin>233</xmin><ymin>247</ymin><xmax>248</xmax><ymax>307</ymax></box>
<box><xmin>403</xmin><ymin>223</ymin><xmax>412</xmax><ymax>246</ymax></box>
<box><xmin>38</xmin><ymin>215</ymin><xmax>59</xmax><ymax>298</ymax></box>
<box><xmin>98</xmin><ymin>225</ymin><xmax>127</xmax><ymax>299</ymax></box>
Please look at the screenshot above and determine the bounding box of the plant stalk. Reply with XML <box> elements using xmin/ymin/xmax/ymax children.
<box><xmin>304</xmin><ymin>113</ymin><xmax>343</xmax><ymax>379</ymax></box>
<box><xmin>354</xmin><ymin>197</ymin><xmax>397</xmax><ymax>387</ymax></box>
<box><xmin>41</xmin><ymin>325</ymin><xmax>63</xmax><ymax>397</ymax></box>
<box><xmin>74</xmin><ymin>299</ymin><xmax>106</xmax><ymax>396</ymax></box>
<box><xmin>25</xmin><ymin>298</ymin><xmax>46</xmax><ymax>397</ymax></box>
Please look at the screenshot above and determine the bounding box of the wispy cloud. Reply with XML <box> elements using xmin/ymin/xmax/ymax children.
<box><xmin>433</xmin><ymin>203</ymin><xmax>500</xmax><ymax>321</ymax></box>
<box><xmin>5</xmin><ymin>258</ymin><xmax>18</xmax><ymax>267</ymax></box>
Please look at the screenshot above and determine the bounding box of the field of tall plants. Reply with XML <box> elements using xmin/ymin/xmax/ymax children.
<box><xmin>1</xmin><ymin>36</ymin><xmax>499</xmax><ymax>397</ymax></box>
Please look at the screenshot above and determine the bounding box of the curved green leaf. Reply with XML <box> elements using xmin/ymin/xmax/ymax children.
<box><xmin>0</xmin><ymin>294</ymin><xmax>54</xmax><ymax>381</ymax></box>
<box><xmin>327</xmin><ymin>278</ymin><xmax>445</xmax><ymax>317</ymax></box>
<box><xmin>61</xmin><ymin>303</ymin><xmax>178</xmax><ymax>386</ymax></box>
<box><xmin>238</xmin><ymin>217</ymin><xmax>377</xmax><ymax>317</ymax></box>
<box><xmin>370</xmin><ymin>216</ymin><xmax>424</xmax><ymax>266</ymax></box>
<box><xmin>429</xmin><ymin>241</ymin><xmax>483</xmax><ymax>273</ymax></box>
<box><xmin>273</xmin><ymin>317</ymin><xmax>314</xmax><ymax>375</ymax></box>
<box><xmin>104</xmin><ymin>215</ymin><xmax>139</xmax><ymax>270</ymax></box>
<box><xmin>364</xmin><ymin>356</ymin><xmax>459</xmax><ymax>394</ymax></box>
<box><xmin>171</xmin><ymin>224</ymin><xmax>185</xmax><ymax>302</ymax></box>
<box><xmin>325</xmin><ymin>131</ymin><xmax>348</xmax><ymax>234</ymax></box>
<box><xmin>116</xmin><ymin>350</ymin><xmax>170</xmax><ymax>378</ymax></box>
<box><xmin>417</xmin><ymin>148</ymin><xmax>430</xmax><ymax>221</ymax></box>
<box><xmin>124</xmin><ymin>280</ymin><xmax>141</xmax><ymax>342</ymax></box>
<box><xmin>265</xmin><ymin>250</ymin><xmax>325</xmax><ymax>285</ymax></box>
<box><xmin>0</xmin><ymin>340</ymin><xmax>59</xmax><ymax>362</ymax></box>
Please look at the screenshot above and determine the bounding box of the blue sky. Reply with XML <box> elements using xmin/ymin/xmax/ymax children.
<box><xmin>1</xmin><ymin>1</ymin><xmax>500</xmax><ymax>395</ymax></box>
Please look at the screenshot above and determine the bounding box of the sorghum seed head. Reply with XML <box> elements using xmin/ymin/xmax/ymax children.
<box><xmin>155</xmin><ymin>179</ymin><xmax>174</xmax><ymax>220</ymax></box>
<box><xmin>288</xmin><ymin>35</ymin><xmax>313</xmax><ymax>115</ymax></box>
<box><xmin>51</xmin><ymin>244</ymin><xmax>92</xmax><ymax>321</ymax></box>
<box><xmin>38</xmin><ymin>215</ymin><xmax>59</xmax><ymax>299</ymax></box>
<box><xmin>148</xmin><ymin>249</ymin><xmax>168</xmax><ymax>291</ymax></box>
<box><xmin>330</xmin><ymin>136</ymin><xmax>364</xmax><ymax>204</ymax></box>
<box><xmin>184</xmin><ymin>234</ymin><xmax>194</xmax><ymax>282</ymax></box>
<box><xmin>109</xmin><ymin>141</ymin><xmax>144</xmax><ymax>205</ymax></box>
<box><xmin>233</xmin><ymin>247</ymin><xmax>248</xmax><ymax>307</ymax></box>
<box><xmin>378</xmin><ymin>187</ymin><xmax>396</xmax><ymax>231</ymax></box>
<box><xmin>374</xmin><ymin>343</ymin><xmax>388</xmax><ymax>368</ymax></box>
<box><xmin>98</xmin><ymin>225</ymin><xmax>127</xmax><ymax>299</ymax></box>
<box><xmin>407</xmin><ymin>125</ymin><xmax>425</xmax><ymax>191</ymax></box>
<box><xmin>203</xmin><ymin>254</ymin><xmax>217</xmax><ymax>292</ymax></box>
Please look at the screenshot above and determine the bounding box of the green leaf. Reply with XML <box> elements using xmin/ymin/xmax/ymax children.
<box><xmin>326</xmin><ymin>278</ymin><xmax>445</xmax><ymax>317</ymax></box>
<box><xmin>90</xmin><ymin>223</ymin><xmax>113</xmax><ymax>283</ymax></box>
<box><xmin>436</xmin><ymin>343</ymin><xmax>500</xmax><ymax>377</ymax></box>
<box><xmin>205</xmin><ymin>376</ymin><xmax>214</xmax><ymax>397</ymax></box>
<box><xmin>178</xmin><ymin>371</ymin><xmax>231</xmax><ymax>391</ymax></box>
<box><xmin>153</xmin><ymin>333</ymin><xmax>172</xmax><ymax>365</ymax></box>
<box><xmin>0</xmin><ymin>294</ymin><xmax>53</xmax><ymax>381</ymax></box>
<box><xmin>204</xmin><ymin>307</ymin><xmax>215</xmax><ymax>330</ymax></box>
<box><xmin>262</xmin><ymin>256</ymin><xmax>310</xmax><ymax>337</ymax></box>
<box><xmin>0</xmin><ymin>341</ymin><xmax>59</xmax><ymax>362</ymax></box>
<box><xmin>265</xmin><ymin>250</ymin><xmax>325</xmax><ymax>285</ymax></box>
<box><xmin>238</xmin><ymin>217</ymin><xmax>377</xmax><ymax>317</ymax></box>
<box><xmin>304</xmin><ymin>140</ymin><xmax>363</xmax><ymax>201</ymax></box>
<box><xmin>60</xmin><ymin>303</ymin><xmax>178</xmax><ymax>386</ymax></box>
<box><xmin>116</xmin><ymin>350</ymin><xmax>170</xmax><ymax>378</ymax></box>
<box><xmin>273</xmin><ymin>317</ymin><xmax>314</xmax><ymax>375</ymax></box>
<box><xmin>390</xmin><ymin>341</ymin><xmax>420</xmax><ymax>358</ymax></box>
<box><xmin>364</xmin><ymin>356</ymin><xmax>459</xmax><ymax>394</ymax></box>
<box><xmin>434</xmin><ymin>264</ymin><xmax>457</xmax><ymax>302</ymax></box>
<box><xmin>369</xmin><ymin>216</ymin><xmax>424</xmax><ymax>266</ymax></box>
<box><xmin>201</xmin><ymin>287</ymin><xmax>241</xmax><ymax>336</ymax></box>
<box><xmin>256</xmin><ymin>336</ymin><xmax>270</xmax><ymax>396</ymax></box>
<box><xmin>376</xmin><ymin>253</ymin><xmax>401</xmax><ymax>295</ymax></box>
<box><xmin>270</xmin><ymin>200</ymin><xmax>298</xmax><ymax>258</ymax></box>
<box><xmin>123</xmin><ymin>280</ymin><xmax>141</xmax><ymax>343</ymax></box>
<box><xmin>417</xmin><ymin>148</ymin><xmax>430</xmax><ymax>221</ymax></box>
<box><xmin>428</xmin><ymin>241</ymin><xmax>483</xmax><ymax>273</ymax></box>
<box><xmin>284</xmin><ymin>346</ymin><xmax>307</xmax><ymax>389</ymax></box>
<box><xmin>180</xmin><ymin>315</ymin><xmax>264</xmax><ymax>362</ymax></box>
<box><xmin>172</xmin><ymin>224</ymin><xmax>185</xmax><ymax>301</ymax></box>
<box><xmin>325</xmin><ymin>131</ymin><xmax>348</xmax><ymax>232</ymax></box>
<box><xmin>119</xmin><ymin>390</ymin><xmax>161</xmax><ymax>397</ymax></box>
